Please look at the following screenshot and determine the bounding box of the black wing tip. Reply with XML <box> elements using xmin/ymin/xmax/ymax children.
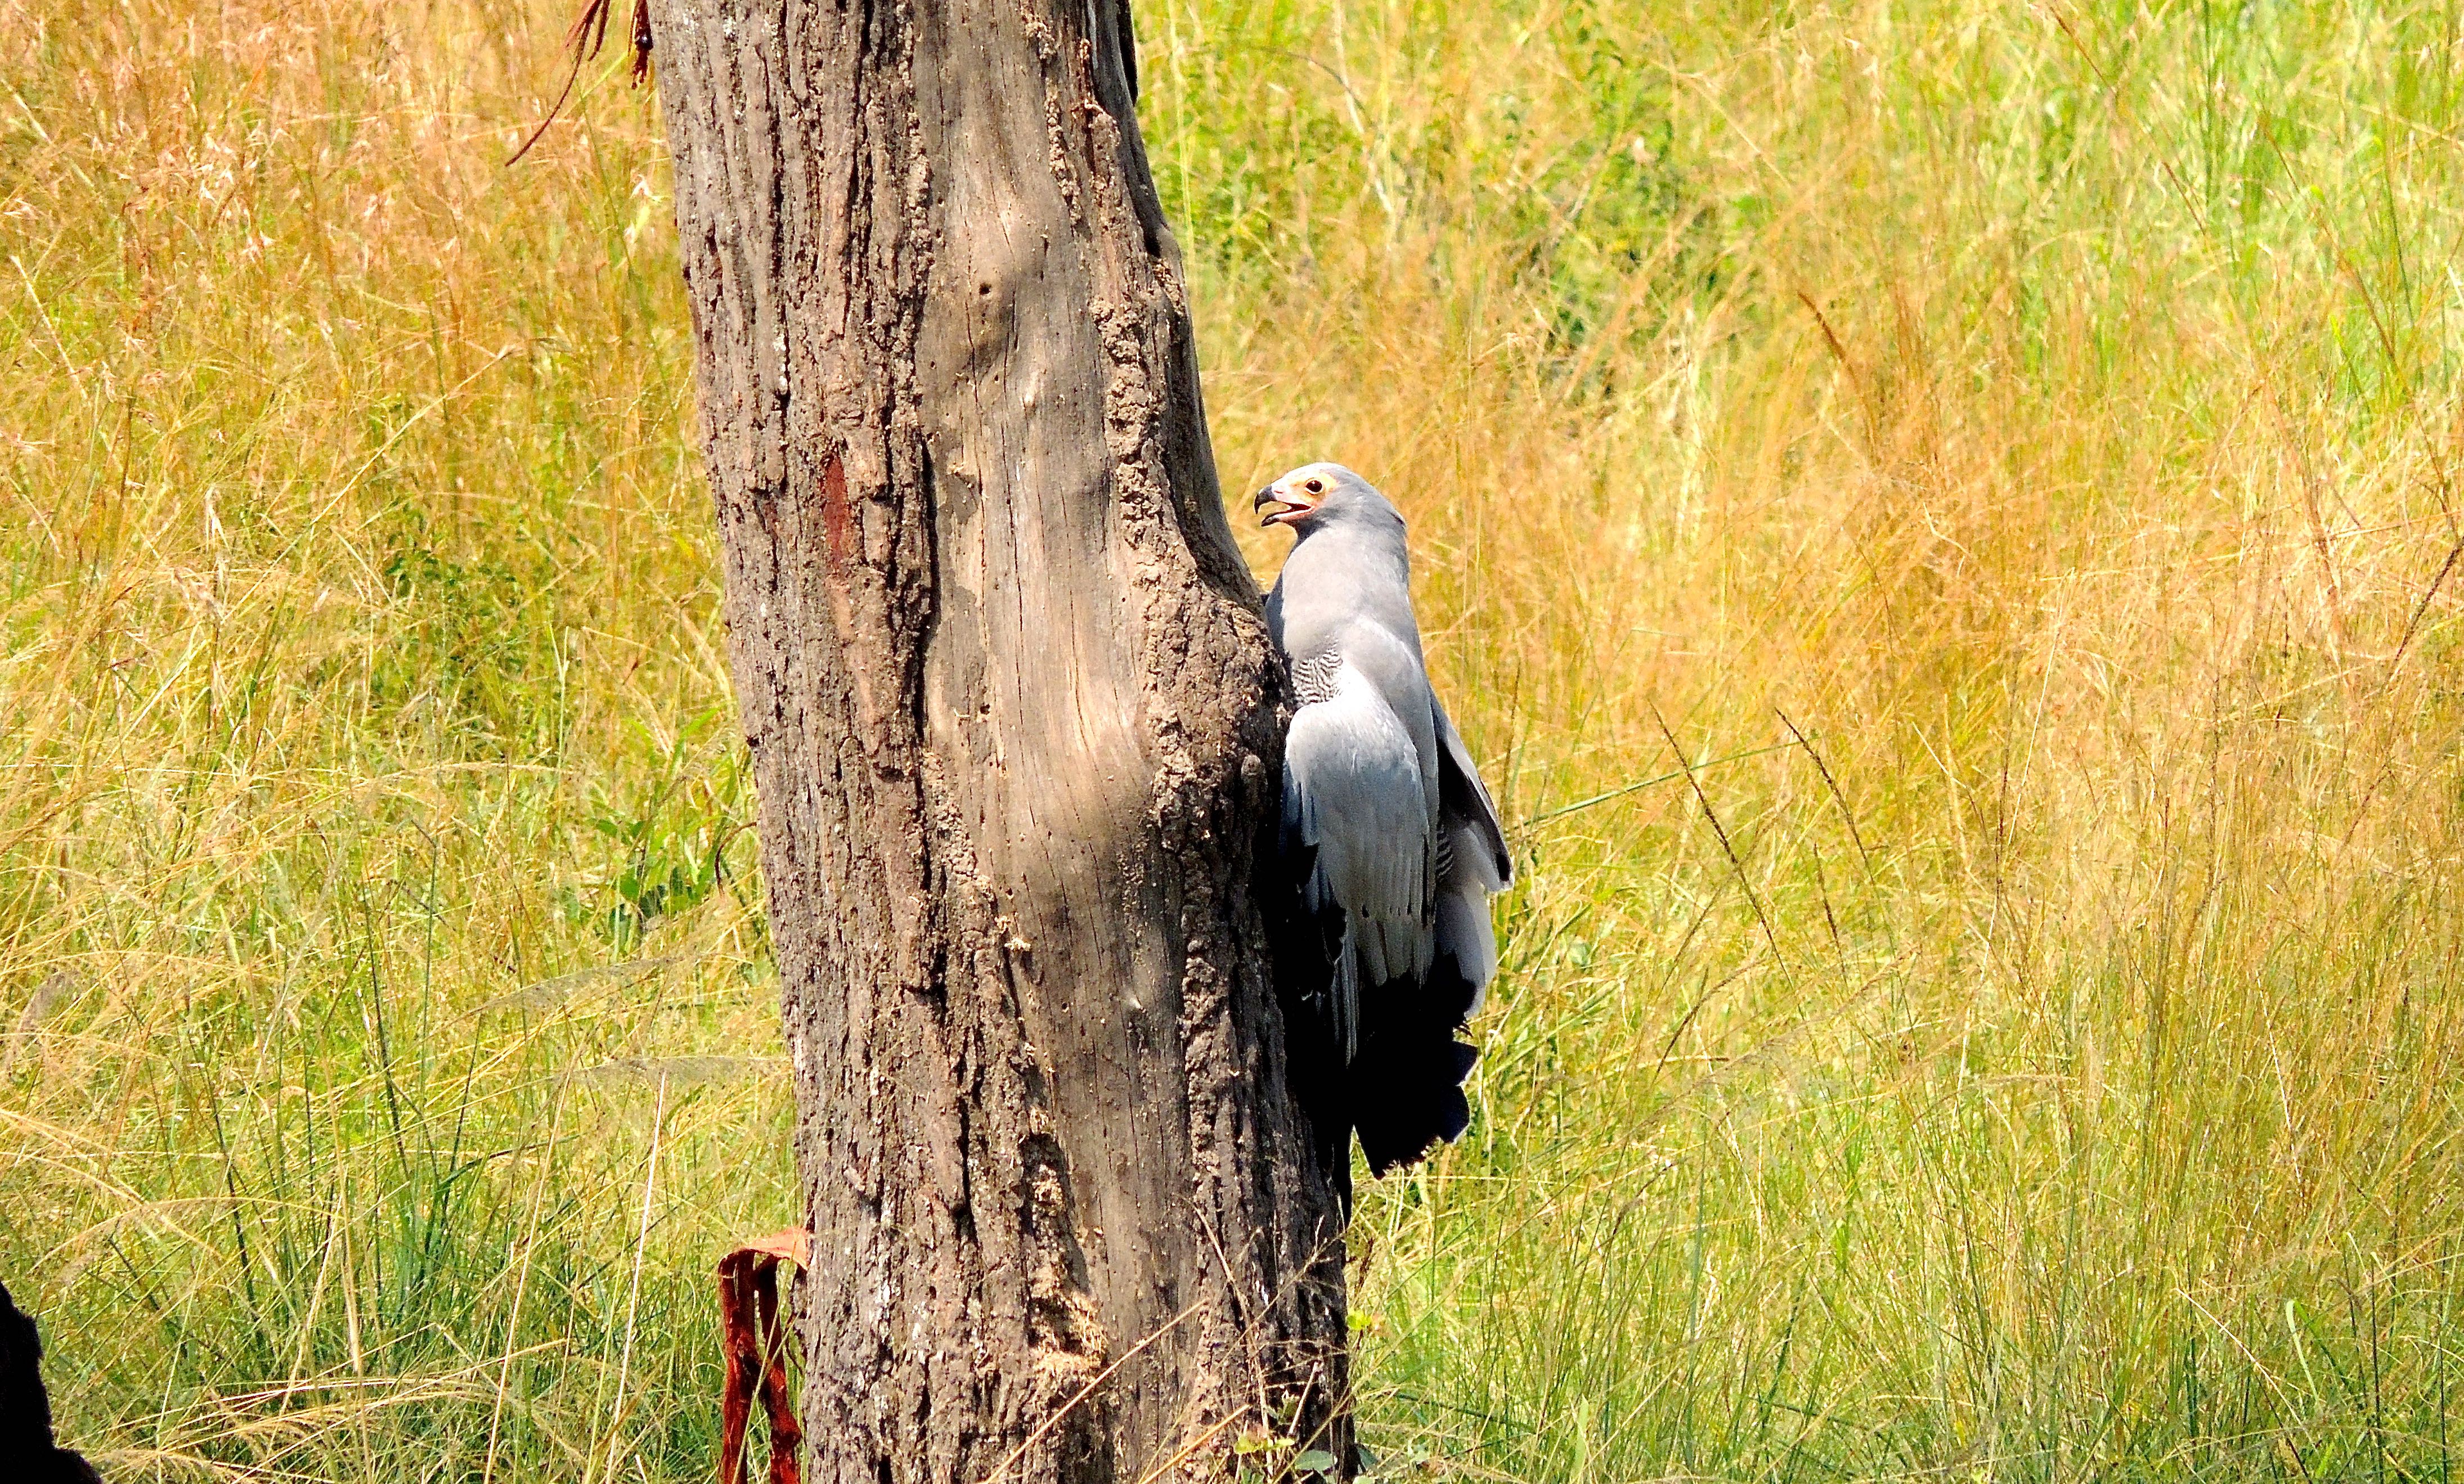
<box><xmin>1349</xmin><ymin>1026</ymin><xmax>1480</xmax><ymax>1175</ymax></box>
<box><xmin>1265</xmin><ymin>817</ymin><xmax>1501</xmax><ymax>1182</ymax></box>
<box><xmin>1357</xmin><ymin>1072</ymin><xmax>1473</xmax><ymax>1174</ymax></box>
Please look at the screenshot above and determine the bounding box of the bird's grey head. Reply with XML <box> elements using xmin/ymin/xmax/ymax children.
<box><xmin>1252</xmin><ymin>462</ymin><xmax>1402</xmax><ymax>538</ymax></box>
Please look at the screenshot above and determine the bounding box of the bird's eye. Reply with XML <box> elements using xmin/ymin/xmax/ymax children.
<box><xmin>1304</xmin><ymin>479</ymin><xmax>1324</xmax><ymax>494</ymax></box>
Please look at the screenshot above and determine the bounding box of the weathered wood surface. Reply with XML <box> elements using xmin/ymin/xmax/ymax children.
<box><xmin>645</xmin><ymin>0</ymin><xmax>1352</xmax><ymax>1477</ymax></box>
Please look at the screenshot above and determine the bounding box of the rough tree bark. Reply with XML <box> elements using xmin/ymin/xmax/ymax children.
<box><xmin>645</xmin><ymin>1</ymin><xmax>1352</xmax><ymax>1479</ymax></box>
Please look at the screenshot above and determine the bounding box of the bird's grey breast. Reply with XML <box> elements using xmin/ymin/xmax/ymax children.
<box><xmin>1272</xmin><ymin>522</ymin><xmax>1422</xmax><ymax>671</ymax></box>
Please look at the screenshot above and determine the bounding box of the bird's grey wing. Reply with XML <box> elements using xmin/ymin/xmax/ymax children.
<box><xmin>1430</xmin><ymin>692</ymin><xmax>1510</xmax><ymax>1014</ymax></box>
<box><xmin>1284</xmin><ymin>664</ymin><xmax>1434</xmax><ymax>1059</ymax></box>
<box><xmin>1431</xmin><ymin>692</ymin><xmax>1511</xmax><ymax>889</ymax></box>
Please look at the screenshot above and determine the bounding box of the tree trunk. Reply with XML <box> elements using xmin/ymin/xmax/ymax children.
<box><xmin>645</xmin><ymin>1</ymin><xmax>1352</xmax><ymax>1479</ymax></box>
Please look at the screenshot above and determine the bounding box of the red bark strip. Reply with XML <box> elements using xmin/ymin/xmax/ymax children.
<box><xmin>818</xmin><ymin>452</ymin><xmax>853</xmax><ymax>573</ymax></box>
<box><xmin>719</xmin><ymin>1234</ymin><xmax>809</xmax><ymax>1484</ymax></box>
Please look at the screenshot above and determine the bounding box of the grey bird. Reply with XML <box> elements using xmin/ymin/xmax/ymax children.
<box><xmin>1255</xmin><ymin>462</ymin><xmax>1512</xmax><ymax>1172</ymax></box>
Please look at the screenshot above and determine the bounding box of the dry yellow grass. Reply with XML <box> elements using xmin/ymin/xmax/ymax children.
<box><xmin>3</xmin><ymin>0</ymin><xmax>2461</xmax><ymax>1478</ymax></box>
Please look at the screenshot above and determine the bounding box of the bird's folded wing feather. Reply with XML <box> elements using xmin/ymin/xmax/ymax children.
<box><xmin>1431</xmin><ymin>692</ymin><xmax>1511</xmax><ymax>890</ymax></box>
<box><xmin>1283</xmin><ymin>665</ymin><xmax>1435</xmax><ymax>1045</ymax></box>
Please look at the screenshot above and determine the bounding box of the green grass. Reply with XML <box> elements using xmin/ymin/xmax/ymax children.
<box><xmin>6</xmin><ymin>0</ymin><xmax>2464</xmax><ymax>1478</ymax></box>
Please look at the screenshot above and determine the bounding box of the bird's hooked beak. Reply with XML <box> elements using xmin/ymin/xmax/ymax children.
<box><xmin>1254</xmin><ymin>483</ymin><xmax>1311</xmax><ymax>528</ymax></box>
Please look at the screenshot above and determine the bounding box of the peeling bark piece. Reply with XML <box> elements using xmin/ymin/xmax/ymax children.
<box><xmin>720</xmin><ymin>1245</ymin><xmax>804</xmax><ymax>1484</ymax></box>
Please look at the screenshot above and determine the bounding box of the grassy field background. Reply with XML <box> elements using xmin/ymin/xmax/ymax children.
<box><xmin>6</xmin><ymin>0</ymin><xmax>2464</xmax><ymax>1478</ymax></box>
